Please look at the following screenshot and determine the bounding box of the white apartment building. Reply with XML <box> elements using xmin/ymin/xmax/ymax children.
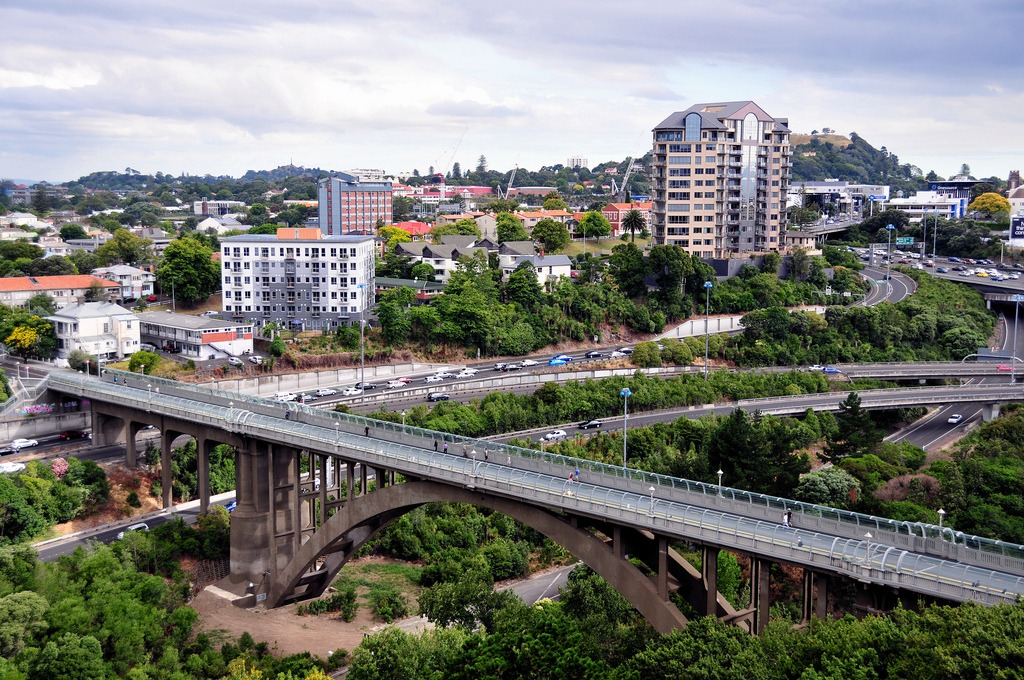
<box><xmin>881</xmin><ymin>191</ymin><xmax>959</xmax><ymax>223</ymax></box>
<box><xmin>92</xmin><ymin>265</ymin><xmax>157</xmax><ymax>301</ymax></box>
<box><xmin>220</xmin><ymin>227</ymin><xmax>376</xmax><ymax>331</ymax></box>
<box><xmin>48</xmin><ymin>302</ymin><xmax>140</xmax><ymax>361</ymax></box>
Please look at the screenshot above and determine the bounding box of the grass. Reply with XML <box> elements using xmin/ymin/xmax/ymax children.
<box><xmin>332</xmin><ymin>560</ymin><xmax>425</xmax><ymax>616</ymax></box>
<box><xmin>561</xmin><ymin>235</ymin><xmax>650</xmax><ymax>256</ymax></box>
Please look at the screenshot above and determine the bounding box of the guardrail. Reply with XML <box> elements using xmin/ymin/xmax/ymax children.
<box><xmin>46</xmin><ymin>372</ymin><xmax>1024</xmax><ymax>578</ymax></box>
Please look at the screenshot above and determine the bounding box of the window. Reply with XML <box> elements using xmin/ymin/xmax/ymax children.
<box><xmin>684</xmin><ymin>113</ymin><xmax>702</xmax><ymax>141</ymax></box>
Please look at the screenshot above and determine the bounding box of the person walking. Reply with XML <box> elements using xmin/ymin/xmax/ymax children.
<box><xmin>364</xmin><ymin>425</ymin><xmax>369</xmax><ymax>437</ymax></box>
<box><xmin>573</xmin><ymin>467</ymin><xmax>580</xmax><ymax>483</ymax></box>
<box><xmin>782</xmin><ymin>510</ymin><xmax>789</xmax><ymax>527</ymax></box>
<box><xmin>786</xmin><ymin>510</ymin><xmax>794</xmax><ymax>528</ymax></box>
<box><xmin>434</xmin><ymin>440</ymin><xmax>438</xmax><ymax>451</ymax></box>
<box><xmin>443</xmin><ymin>443</ymin><xmax>448</xmax><ymax>454</ymax></box>
<box><xmin>506</xmin><ymin>454</ymin><xmax>512</xmax><ymax>465</ymax></box>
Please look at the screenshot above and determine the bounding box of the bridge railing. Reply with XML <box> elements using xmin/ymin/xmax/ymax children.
<box><xmin>50</xmin><ymin>372</ymin><xmax>1024</xmax><ymax>572</ymax></box>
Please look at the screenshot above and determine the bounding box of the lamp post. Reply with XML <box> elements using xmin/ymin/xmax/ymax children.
<box><xmin>620</xmin><ymin>387</ymin><xmax>631</xmax><ymax>468</ymax></box>
<box><xmin>885</xmin><ymin>223</ymin><xmax>896</xmax><ymax>299</ymax></box>
<box><xmin>648</xmin><ymin>486</ymin><xmax>656</xmax><ymax>516</ymax></box>
<box><xmin>703</xmin><ymin>281</ymin><xmax>714</xmax><ymax>379</ymax></box>
<box><xmin>717</xmin><ymin>468</ymin><xmax>723</xmax><ymax>496</ymax></box>
<box><xmin>146</xmin><ymin>383</ymin><xmax>152</xmax><ymax>412</ymax></box>
<box><xmin>932</xmin><ymin>211</ymin><xmax>938</xmax><ymax>257</ymax></box>
<box><xmin>401</xmin><ymin>410</ymin><xmax>406</xmax><ymax>427</ymax></box>
<box><xmin>937</xmin><ymin>508</ymin><xmax>946</xmax><ymax>529</ymax></box>
<box><xmin>1012</xmin><ymin>295</ymin><xmax>1023</xmax><ymax>384</ymax></box>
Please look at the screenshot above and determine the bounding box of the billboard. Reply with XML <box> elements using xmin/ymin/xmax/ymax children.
<box><xmin>1012</xmin><ymin>216</ymin><xmax>1024</xmax><ymax>240</ymax></box>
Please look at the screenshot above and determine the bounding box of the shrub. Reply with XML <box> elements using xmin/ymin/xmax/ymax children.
<box><xmin>126</xmin><ymin>491</ymin><xmax>142</xmax><ymax>508</ymax></box>
<box><xmin>369</xmin><ymin>585</ymin><xmax>408</xmax><ymax>623</ymax></box>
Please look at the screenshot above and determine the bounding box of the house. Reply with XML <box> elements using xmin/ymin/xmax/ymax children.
<box><xmin>197</xmin><ymin>216</ymin><xmax>245</xmax><ymax>235</ymax></box>
<box><xmin>48</xmin><ymin>302</ymin><xmax>140</xmax><ymax>361</ymax></box>
<box><xmin>602</xmin><ymin>202</ymin><xmax>652</xmax><ymax>238</ymax></box>
<box><xmin>0</xmin><ymin>275</ymin><xmax>119</xmax><ymax>310</ymax></box>
<box><xmin>136</xmin><ymin>311</ymin><xmax>254</xmax><ymax>359</ymax></box>
<box><xmin>392</xmin><ymin>236</ymin><xmax>488</xmax><ymax>283</ymax></box>
<box><xmin>516</xmin><ymin>209</ymin><xmax>575</xmax><ymax>230</ymax></box>
<box><xmin>391</xmin><ymin>221</ymin><xmax>432</xmax><ymax>240</ymax></box>
<box><xmin>92</xmin><ymin>265</ymin><xmax>157</xmax><ymax>302</ymax></box>
<box><xmin>782</xmin><ymin>231</ymin><xmax>821</xmax><ymax>255</ymax></box>
<box><xmin>0</xmin><ymin>212</ymin><xmax>41</xmax><ymax>227</ymax></box>
<box><xmin>503</xmin><ymin>254</ymin><xmax>572</xmax><ymax>286</ymax></box>
<box><xmin>0</xmin><ymin>228</ymin><xmax>37</xmax><ymax>241</ymax></box>
<box><xmin>434</xmin><ymin>212</ymin><xmax>498</xmax><ymax>239</ymax></box>
<box><xmin>496</xmin><ymin>241</ymin><xmax>536</xmax><ymax>270</ymax></box>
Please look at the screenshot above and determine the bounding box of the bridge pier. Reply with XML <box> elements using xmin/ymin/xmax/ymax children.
<box><xmin>229</xmin><ymin>443</ymin><xmax>274</xmax><ymax>596</ymax></box>
<box><xmin>160</xmin><ymin>432</ymin><xmax>172</xmax><ymax>508</ymax></box>
<box><xmin>801</xmin><ymin>570</ymin><xmax>829</xmax><ymax>624</ymax></box>
<box><xmin>751</xmin><ymin>557</ymin><xmax>771</xmax><ymax>634</ymax></box>
<box><xmin>702</xmin><ymin>546</ymin><xmax>718</xmax><ymax>617</ymax></box>
<box><xmin>982</xmin><ymin>403</ymin><xmax>1001</xmax><ymax>421</ymax></box>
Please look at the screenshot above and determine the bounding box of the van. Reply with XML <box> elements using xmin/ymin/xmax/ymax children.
<box><xmin>274</xmin><ymin>391</ymin><xmax>297</xmax><ymax>402</ymax></box>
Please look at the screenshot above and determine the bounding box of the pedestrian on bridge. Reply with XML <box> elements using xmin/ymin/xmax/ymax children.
<box><xmin>364</xmin><ymin>425</ymin><xmax>369</xmax><ymax>437</ymax></box>
<box><xmin>573</xmin><ymin>467</ymin><xmax>580</xmax><ymax>482</ymax></box>
<box><xmin>434</xmin><ymin>440</ymin><xmax>438</xmax><ymax>451</ymax></box>
<box><xmin>782</xmin><ymin>511</ymin><xmax>789</xmax><ymax>527</ymax></box>
<box><xmin>787</xmin><ymin>510</ymin><xmax>794</xmax><ymax>528</ymax></box>
<box><xmin>443</xmin><ymin>443</ymin><xmax>448</xmax><ymax>454</ymax></box>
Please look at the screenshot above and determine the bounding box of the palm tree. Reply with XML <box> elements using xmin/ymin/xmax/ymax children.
<box><xmin>621</xmin><ymin>208</ymin><xmax>646</xmax><ymax>243</ymax></box>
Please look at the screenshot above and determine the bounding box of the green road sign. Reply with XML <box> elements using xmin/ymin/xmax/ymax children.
<box><xmin>896</xmin><ymin>237</ymin><xmax>914</xmax><ymax>245</ymax></box>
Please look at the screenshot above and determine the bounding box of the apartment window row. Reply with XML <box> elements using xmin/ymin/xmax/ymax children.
<box><xmin>225</xmin><ymin>246</ymin><xmax>363</xmax><ymax>258</ymax></box>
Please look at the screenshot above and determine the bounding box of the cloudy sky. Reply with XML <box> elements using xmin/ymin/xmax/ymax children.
<box><xmin>2</xmin><ymin>1</ymin><xmax>1021</xmax><ymax>184</ymax></box>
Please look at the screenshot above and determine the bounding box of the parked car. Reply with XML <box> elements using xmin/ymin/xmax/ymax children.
<box><xmin>578</xmin><ymin>419</ymin><xmax>602</xmax><ymax>429</ymax></box>
<box><xmin>519</xmin><ymin>359</ymin><xmax>539</xmax><ymax>367</ymax></box>
<box><xmin>822</xmin><ymin>366</ymin><xmax>842</xmax><ymax>374</ymax></box>
<box><xmin>162</xmin><ymin>343</ymin><xmax>181</xmax><ymax>353</ymax></box>
<box><xmin>224</xmin><ymin>500</ymin><xmax>237</xmax><ymax>512</ymax></box>
<box><xmin>315</xmin><ymin>388</ymin><xmax>338</xmax><ymax>397</ymax></box>
<box><xmin>341</xmin><ymin>387</ymin><xmax>362</xmax><ymax>396</ymax></box>
<box><xmin>227</xmin><ymin>357</ymin><xmax>244</xmax><ymax>366</ymax></box>
<box><xmin>947</xmin><ymin>413</ymin><xmax>964</xmax><ymax>425</ymax></box>
<box><xmin>540</xmin><ymin>429</ymin><xmax>567</xmax><ymax>442</ymax></box>
<box><xmin>59</xmin><ymin>430</ymin><xmax>90</xmax><ymax>440</ymax></box>
<box><xmin>200</xmin><ymin>311</ymin><xmax>220</xmax><ymax>317</ymax></box>
<box><xmin>427</xmin><ymin>392</ymin><xmax>450</xmax><ymax>402</ymax></box>
<box><xmin>10</xmin><ymin>438</ymin><xmax>38</xmax><ymax>451</ymax></box>
<box><xmin>585</xmin><ymin>350</ymin><xmax>605</xmax><ymax>358</ymax></box>
<box><xmin>146</xmin><ymin>295</ymin><xmax>158</xmax><ymax>302</ymax></box>
<box><xmin>117</xmin><ymin>522</ymin><xmax>150</xmax><ymax>540</ymax></box>
<box><xmin>248</xmin><ymin>355</ymin><xmax>264</xmax><ymax>365</ymax></box>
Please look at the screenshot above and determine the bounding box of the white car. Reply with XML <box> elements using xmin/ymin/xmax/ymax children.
<box><xmin>540</xmin><ymin>429</ymin><xmax>567</xmax><ymax>442</ymax></box>
<box><xmin>460</xmin><ymin>367</ymin><xmax>480</xmax><ymax>375</ymax></box>
<box><xmin>947</xmin><ymin>414</ymin><xmax>964</xmax><ymax>425</ymax></box>
<box><xmin>10</xmin><ymin>438</ymin><xmax>38</xmax><ymax>450</ymax></box>
<box><xmin>315</xmin><ymin>388</ymin><xmax>338</xmax><ymax>397</ymax></box>
<box><xmin>519</xmin><ymin>359</ymin><xmax>539</xmax><ymax>367</ymax></box>
<box><xmin>455</xmin><ymin>370</ymin><xmax>476</xmax><ymax>379</ymax></box>
<box><xmin>424</xmin><ymin>375</ymin><xmax>445</xmax><ymax>383</ymax></box>
<box><xmin>609</xmin><ymin>350</ymin><xmax>627</xmax><ymax>359</ymax></box>
<box><xmin>432</xmin><ymin>371</ymin><xmax>456</xmax><ymax>379</ymax></box>
<box><xmin>248</xmin><ymin>355</ymin><xmax>264</xmax><ymax>365</ymax></box>
<box><xmin>385</xmin><ymin>380</ymin><xmax>407</xmax><ymax>389</ymax></box>
<box><xmin>227</xmin><ymin>357</ymin><xmax>244</xmax><ymax>366</ymax></box>
<box><xmin>117</xmin><ymin>522</ymin><xmax>150</xmax><ymax>540</ymax></box>
<box><xmin>341</xmin><ymin>387</ymin><xmax>362</xmax><ymax>396</ymax></box>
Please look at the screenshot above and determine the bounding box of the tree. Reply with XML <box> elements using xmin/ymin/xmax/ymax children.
<box><xmin>378</xmin><ymin>225</ymin><xmax>412</xmax><ymax>251</ymax></box>
<box><xmin>475</xmin><ymin>155</ymin><xmax>488</xmax><ymax>173</ymax></box>
<box><xmin>451</xmin><ymin>162</ymin><xmax>462</xmax><ymax>180</ymax></box>
<box><xmin>621</xmin><ymin>208</ymin><xmax>646</xmax><ymax>243</ymax></box>
<box><xmin>531</xmin><ymin>218</ymin><xmax>570</xmax><ymax>252</ymax></box>
<box><xmin>127</xmin><ymin>350</ymin><xmax>159</xmax><ymax>375</ymax></box>
<box><xmin>504</xmin><ymin>263</ymin><xmax>543</xmax><ymax>311</ymax></box>
<box><xmin>542</xmin><ymin>192</ymin><xmax>568</xmax><ymax>211</ymax></box>
<box><xmin>495</xmin><ymin>213</ymin><xmax>528</xmax><ymax>243</ymax></box>
<box><xmin>392</xmin><ymin>195</ymin><xmax>416</xmax><ymax>222</ymax></box>
<box><xmin>577</xmin><ymin>210</ymin><xmax>611</xmax><ymax>239</ymax></box>
<box><xmin>155</xmin><ymin>235</ymin><xmax>220</xmax><ymax>307</ymax></box>
<box><xmin>25</xmin><ymin>256</ymin><xmax>76</xmax><ymax>277</ymax></box>
<box><xmin>84</xmin><ymin>280</ymin><xmax>108</xmax><ymax>302</ymax></box>
<box><xmin>608</xmin><ymin>243</ymin><xmax>648</xmax><ymax>297</ymax></box>
<box><xmin>410</xmin><ymin>261</ymin><xmax>436</xmax><ymax>282</ymax></box>
<box><xmin>825</xmin><ymin>392</ymin><xmax>879</xmax><ymax>463</ymax></box>
<box><xmin>967</xmin><ymin>192</ymin><xmax>1011</xmax><ymax>219</ymax></box>
<box><xmin>31</xmin><ymin>187</ymin><xmax>51</xmax><ymax>215</ymax></box>
<box><xmin>95</xmin><ymin>228</ymin><xmax>152</xmax><ymax>266</ymax></box>
<box><xmin>60</xmin><ymin>224</ymin><xmax>87</xmax><ymax>241</ymax></box>
<box><xmin>25</xmin><ymin>293</ymin><xmax>56</xmax><ymax>316</ymax></box>
<box><xmin>431</xmin><ymin>219</ymin><xmax>480</xmax><ymax>240</ymax></box>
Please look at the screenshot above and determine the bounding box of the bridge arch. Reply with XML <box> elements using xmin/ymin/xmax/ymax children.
<box><xmin>269</xmin><ymin>480</ymin><xmax>689</xmax><ymax>634</ymax></box>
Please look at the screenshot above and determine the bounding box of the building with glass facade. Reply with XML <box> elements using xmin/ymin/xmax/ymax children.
<box><xmin>317</xmin><ymin>173</ymin><xmax>393</xmax><ymax>235</ymax></box>
<box><xmin>651</xmin><ymin>101</ymin><xmax>791</xmax><ymax>257</ymax></box>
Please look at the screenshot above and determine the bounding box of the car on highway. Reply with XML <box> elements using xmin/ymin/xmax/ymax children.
<box><xmin>548</xmin><ymin>357</ymin><xmax>568</xmax><ymax>366</ymax></box>
<box><xmin>501</xmin><ymin>362</ymin><xmax>523</xmax><ymax>371</ymax></box>
<box><xmin>117</xmin><ymin>522</ymin><xmax>150</xmax><ymax>540</ymax></box>
<box><xmin>808</xmin><ymin>364</ymin><xmax>823</xmax><ymax>371</ymax></box>
<box><xmin>455</xmin><ymin>370</ymin><xmax>476</xmax><ymax>378</ymax></box>
<box><xmin>935</xmin><ymin>267</ymin><xmax>948</xmax><ymax>273</ymax></box>
<box><xmin>997</xmin><ymin>364</ymin><xmax>1013</xmax><ymax>371</ymax></box>
<box><xmin>822</xmin><ymin>366</ymin><xmax>842</xmax><ymax>375</ymax></box>
<box><xmin>578</xmin><ymin>419</ymin><xmax>602</xmax><ymax>429</ymax></box>
<box><xmin>609</xmin><ymin>350</ymin><xmax>628</xmax><ymax>359</ymax></box>
<box><xmin>227</xmin><ymin>357</ymin><xmax>244</xmax><ymax>366</ymax></box>
<box><xmin>552</xmin><ymin>354</ymin><xmax>573</xmax><ymax>362</ymax></box>
<box><xmin>947</xmin><ymin>256</ymin><xmax>961</xmax><ymax>263</ymax></box>
<box><xmin>433</xmin><ymin>371</ymin><xmax>456</xmax><ymax>379</ymax></box>
<box><xmin>424</xmin><ymin>375</ymin><xmax>445</xmax><ymax>383</ymax></box>
<box><xmin>947</xmin><ymin>413</ymin><xmax>964</xmax><ymax>425</ymax></box>
<box><xmin>385</xmin><ymin>379</ymin><xmax>407</xmax><ymax>389</ymax></box>
<box><xmin>585</xmin><ymin>350</ymin><xmax>605</xmax><ymax>358</ymax></box>
<box><xmin>354</xmin><ymin>382</ymin><xmax>377</xmax><ymax>390</ymax></box>
<box><xmin>273</xmin><ymin>392</ymin><xmax>298</xmax><ymax>402</ymax></box>
<box><xmin>494</xmin><ymin>362</ymin><xmax>508</xmax><ymax>371</ymax></box>
<box><xmin>315</xmin><ymin>388</ymin><xmax>338</xmax><ymax>397</ymax></box>
<box><xmin>341</xmin><ymin>387</ymin><xmax>362</xmax><ymax>396</ymax></box>
<box><xmin>10</xmin><ymin>438</ymin><xmax>38</xmax><ymax>451</ymax></box>
<box><xmin>617</xmin><ymin>347</ymin><xmax>634</xmax><ymax>355</ymax></box>
<box><xmin>540</xmin><ymin>430</ymin><xmax>567</xmax><ymax>442</ymax></box>
<box><xmin>458</xmin><ymin>367</ymin><xmax>480</xmax><ymax>375</ymax></box>
<box><xmin>427</xmin><ymin>392</ymin><xmax>450</xmax><ymax>402</ymax></box>
<box><xmin>520</xmin><ymin>359</ymin><xmax>539</xmax><ymax>367</ymax></box>
<box><xmin>59</xmin><ymin>430</ymin><xmax>90</xmax><ymax>440</ymax></box>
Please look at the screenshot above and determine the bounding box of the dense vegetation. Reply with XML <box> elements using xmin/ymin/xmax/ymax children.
<box><xmin>0</xmin><ymin>458</ymin><xmax>109</xmax><ymax>544</ymax></box>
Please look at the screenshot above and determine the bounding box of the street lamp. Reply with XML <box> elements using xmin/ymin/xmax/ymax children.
<box><xmin>937</xmin><ymin>508</ymin><xmax>946</xmax><ymax>529</ymax></box>
<box><xmin>885</xmin><ymin>223</ymin><xmax>896</xmax><ymax>299</ymax></box>
<box><xmin>401</xmin><ymin>410</ymin><xmax>406</xmax><ymax>427</ymax></box>
<box><xmin>357</xmin><ymin>283</ymin><xmax>367</xmax><ymax>402</ymax></box>
<box><xmin>703</xmin><ymin>281</ymin><xmax>714</xmax><ymax>379</ymax></box>
<box><xmin>620</xmin><ymin>387</ymin><xmax>632</xmax><ymax>468</ymax></box>
<box><xmin>648</xmin><ymin>486</ymin><xmax>656</xmax><ymax>516</ymax></box>
<box><xmin>1012</xmin><ymin>295</ymin><xmax>1023</xmax><ymax>384</ymax></box>
<box><xmin>146</xmin><ymin>383</ymin><xmax>152</xmax><ymax>412</ymax></box>
<box><xmin>717</xmin><ymin>468</ymin><xmax>723</xmax><ymax>496</ymax></box>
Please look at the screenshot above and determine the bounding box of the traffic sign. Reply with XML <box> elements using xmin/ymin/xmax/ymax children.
<box><xmin>896</xmin><ymin>237</ymin><xmax>914</xmax><ymax>245</ymax></box>
<box><xmin>869</xmin><ymin>195</ymin><xmax>883</xmax><ymax>201</ymax></box>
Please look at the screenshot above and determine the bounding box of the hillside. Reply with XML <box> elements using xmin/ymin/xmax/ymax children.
<box><xmin>791</xmin><ymin>133</ymin><xmax>923</xmax><ymax>194</ymax></box>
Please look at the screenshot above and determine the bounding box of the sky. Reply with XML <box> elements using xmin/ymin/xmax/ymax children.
<box><xmin>2</xmin><ymin>0</ymin><xmax>1022</xmax><ymax>185</ymax></box>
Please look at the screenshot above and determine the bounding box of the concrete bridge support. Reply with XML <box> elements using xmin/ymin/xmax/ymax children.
<box><xmin>229</xmin><ymin>443</ymin><xmax>273</xmax><ymax>595</ymax></box>
<box><xmin>751</xmin><ymin>557</ymin><xmax>771</xmax><ymax>634</ymax></box>
<box><xmin>801</xmin><ymin>570</ymin><xmax>829</xmax><ymax>624</ymax></box>
<box><xmin>982</xmin><ymin>403</ymin><xmax>1001</xmax><ymax>421</ymax></box>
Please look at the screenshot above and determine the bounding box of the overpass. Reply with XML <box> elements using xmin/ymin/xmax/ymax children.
<box><xmin>46</xmin><ymin>371</ymin><xmax>1024</xmax><ymax>635</ymax></box>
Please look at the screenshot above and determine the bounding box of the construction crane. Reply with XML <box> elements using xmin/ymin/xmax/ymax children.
<box><xmin>500</xmin><ymin>165</ymin><xmax>518</xmax><ymax>200</ymax></box>
<box><xmin>610</xmin><ymin>156</ymin><xmax>637</xmax><ymax>201</ymax></box>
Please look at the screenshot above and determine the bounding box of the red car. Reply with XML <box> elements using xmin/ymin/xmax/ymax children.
<box><xmin>146</xmin><ymin>295</ymin><xmax>158</xmax><ymax>302</ymax></box>
<box><xmin>59</xmin><ymin>430</ymin><xmax>90</xmax><ymax>440</ymax></box>
<box><xmin>997</xmin><ymin>364</ymin><xmax>1013</xmax><ymax>371</ymax></box>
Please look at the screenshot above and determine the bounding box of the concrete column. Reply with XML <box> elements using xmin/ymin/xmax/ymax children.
<box><xmin>982</xmin><ymin>403</ymin><xmax>1001</xmax><ymax>421</ymax></box>
<box><xmin>751</xmin><ymin>557</ymin><xmax>771</xmax><ymax>635</ymax></box>
<box><xmin>346</xmin><ymin>461</ymin><xmax>355</xmax><ymax>501</ymax></box>
<box><xmin>160</xmin><ymin>432</ymin><xmax>172</xmax><ymax>509</ymax></box>
<box><xmin>702</xmin><ymin>547</ymin><xmax>718</xmax><ymax>617</ymax></box>
<box><xmin>230</xmin><ymin>443</ymin><xmax>273</xmax><ymax>588</ymax></box>
<box><xmin>126</xmin><ymin>421</ymin><xmax>147</xmax><ymax>467</ymax></box>
<box><xmin>815</xmin><ymin>573</ymin><xmax>829</xmax><ymax>620</ymax></box>
<box><xmin>612</xmin><ymin>526</ymin><xmax>624</xmax><ymax>558</ymax></box>
<box><xmin>198</xmin><ymin>438</ymin><xmax>212</xmax><ymax>515</ymax></box>
<box><xmin>657</xmin><ymin>536</ymin><xmax>668</xmax><ymax>599</ymax></box>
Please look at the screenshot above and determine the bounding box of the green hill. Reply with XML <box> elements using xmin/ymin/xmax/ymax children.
<box><xmin>791</xmin><ymin>133</ymin><xmax>923</xmax><ymax>195</ymax></box>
